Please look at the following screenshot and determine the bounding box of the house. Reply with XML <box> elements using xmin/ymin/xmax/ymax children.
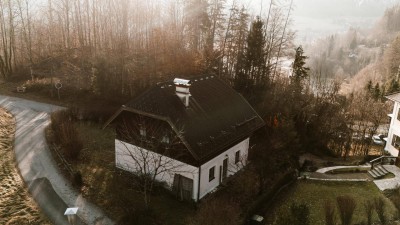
<box><xmin>385</xmin><ymin>92</ymin><xmax>400</xmax><ymax>156</ymax></box>
<box><xmin>104</xmin><ymin>75</ymin><xmax>264</xmax><ymax>202</ymax></box>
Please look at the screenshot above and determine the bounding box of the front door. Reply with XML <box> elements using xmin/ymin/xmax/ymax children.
<box><xmin>222</xmin><ymin>158</ymin><xmax>228</xmax><ymax>181</ymax></box>
<box><xmin>172</xmin><ymin>174</ymin><xmax>193</xmax><ymax>201</ymax></box>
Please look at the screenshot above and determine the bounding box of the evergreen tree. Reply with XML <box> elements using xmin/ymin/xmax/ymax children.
<box><xmin>373</xmin><ymin>83</ymin><xmax>381</xmax><ymax>100</ymax></box>
<box><xmin>366</xmin><ymin>80</ymin><xmax>373</xmax><ymax>92</ymax></box>
<box><xmin>244</xmin><ymin>16</ymin><xmax>267</xmax><ymax>86</ymax></box>
<box><xmin>388</xmin><ymin>78</ymin><xmax>400</xmax><ymax>93</ymax></box>
<box><xmin>184</xmin><ymin>0</ymin><xmax>210</xmax><ymax>52</ymax></box>
<box><xmin>350</xmin><ymin>36</ymin><xmax>357</xmax><ymax>50</ymax></box>
<box><xmin>380</xmin><ymin>86</ymin><xmax>386</xmax><ymax>99</ymax></box>
<box><xmin>234</xmin><ymin>16</ymin><xmax>268</xmax><ymax>105</ymax></box>
<box><xmin>291</xmin><ymin>46</ymin><xmax>310</xmax><ymax>86</ymax></box>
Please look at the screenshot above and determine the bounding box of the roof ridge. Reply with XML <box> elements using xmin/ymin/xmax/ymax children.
<box><xmin>156</xmin><ymin>74</ymin><xmax>217</xmax><ymax>87</ymax></box>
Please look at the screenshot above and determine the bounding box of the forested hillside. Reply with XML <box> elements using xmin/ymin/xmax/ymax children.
<box><xmin>305</xmin><ymin>4</ymin><xmax>400</xmax><ymax>94</ymax></box>
<box><xmin>0</xmin><ymin>0</ymin><xmax>393</xmax><ymax>162</ymax></box>
<box><xmin>1</xmin><ymin>1</ymin><xmax>399</xmax><ymax>224</ymax></box>
<box><xmin>0</xmin><ymin>0</ymin><xmax>296</xmax><ymax>102</ymax></box>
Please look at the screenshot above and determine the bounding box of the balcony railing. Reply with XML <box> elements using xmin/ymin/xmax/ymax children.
<box><xmin>370</xmin><ymin>156</ymin><xmax>397</xmax><ymax>169</ymax></box>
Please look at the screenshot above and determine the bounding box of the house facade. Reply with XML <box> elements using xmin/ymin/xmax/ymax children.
<box><xmin>105</xmin><ymin>75</ymin><xmax>264</xmax><ymax>201</ymax></box>
<box><xmin>385</xmin><ymin>93</ymin><xmax>400</xmax><ymax>156</ymax></box>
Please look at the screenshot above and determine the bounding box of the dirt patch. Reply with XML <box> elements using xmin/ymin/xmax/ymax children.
<box><xmin>0</xmin><ymin>108</ymin><xmax>50</xmax><ymax>225</ymax></box>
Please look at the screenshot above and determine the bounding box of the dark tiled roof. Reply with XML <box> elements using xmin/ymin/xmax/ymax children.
<box><xmin>115</xmin><ymin>75</ymin><xmax>264</xmax><ymax>164</ymax></box>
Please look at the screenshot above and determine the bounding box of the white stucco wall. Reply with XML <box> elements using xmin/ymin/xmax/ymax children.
<box><xmin>115</xmin><ymin>140</ymin><xmax>199</xmax><ymax>200</ymax></box>
<box><xmin>115</xmin><ymin>137</ymin><xmax>249</xmax><ymax>201</ymax></box>
<box><xmin>198</xmin><ymin>138</ymin><xmax>249</xmax><ymax>199</ymax></box>
<box><xmin>386</xmin><ymin>101</ymin><xmax>400</xmax><ymax>156</ymax></box>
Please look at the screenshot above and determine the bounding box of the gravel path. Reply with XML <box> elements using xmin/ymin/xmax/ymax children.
<box><xmin>0</xmin><ymin>95</ymin><xmax>114</xmax><ymax>225</ymax></box>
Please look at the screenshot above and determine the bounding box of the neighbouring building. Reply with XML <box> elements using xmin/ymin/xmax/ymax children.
<box><xmin>385</xmin><ymin>92</ymin><xmax>400</xmax><ymax>156</ymax></box>
<box><xmin>104</xmin><ymin>75</ymin><xmax>264</xmax><ymax>201</ymax></box>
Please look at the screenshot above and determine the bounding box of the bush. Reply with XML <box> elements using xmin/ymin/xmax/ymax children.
<box><xmin>390</xmin><ymin>194</ymin><xmax>400</xmax><ymax>213</ymax></box>
<box><xmin>301</xmin><ymin>160</ymin><xmax>318</xmax><ymax>172</ymax></box>
<box><xmin>361</xmin><ymin>155</ymin><xmax>380</xmax><ymax>165</ymax></box>
<box><xmin>245</xmin><ymin>170</ymin><xmax>296</xmax><ymax>220</ymax></box>
<box><xmin>67</xmin><ymin>104</ymin><xmax>116</xmax><ymax>123</ymax></box>
<box><xmin>118</xmin><ymin>208</ymin><xmax>160</xmax><ymax>225</ymax></box>
<box><xmin>324</xmin><ymin>200</ymin><xmax>336</xmax><ymax>225</ymax></box>
<box><xmin>374</xmin><ymin>197</ymin><xmax>386</xmax><ymax>225</ymax></box>
<box><xmin>290</xmin><ymin>203</ymin><xmax>310</xmax><ymax>225</ymax></box>
<box><xmin>364</xmin><ymin>200</ymin><xmax>374</xmax><ymax>225</ymax></box>
<box><xmin>187</xmin><ymin>198</ymin><xmax>241</xmax><ymax>225</ymax></box>
<box><xmin>51</xmin><ymin>110</ymin><xmax>83</xmax><ymax>160</ymax></box>
<box><xmin>23</xmin><ymin>78</ymin><xmax>54</xmax><ymax>94</ymax></box>
<box><xmin>276</xmin><ymin>202</ymin><xmax>310</xmax><ymax>225</ymax></box>
<box><xmin>336</xmin><ymin>195</ymin><xmax>356</xmax><ymax>225</ymax></box>
<box><xmin>72</xmin><ymin>171</ymin><xmax>83</xmax><ymax>188</ymax></box>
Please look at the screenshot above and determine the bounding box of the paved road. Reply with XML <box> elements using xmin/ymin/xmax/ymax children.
<box><xmin>0</xmin><ymin>95</ymin><xmax>114</xmax><ymax>225</ymax></box>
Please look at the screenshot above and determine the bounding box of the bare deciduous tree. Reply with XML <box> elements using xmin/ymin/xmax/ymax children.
<box><xmin>116</xmin><ymin>115</ymin><xmax>195</xmax><ymax>208</ymax></box>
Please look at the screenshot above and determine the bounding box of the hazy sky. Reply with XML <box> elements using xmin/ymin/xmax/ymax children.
<box><xmin>243</xmin><ymin>0</ymin><xmax>400</xmax><ymax>43</ymax></box>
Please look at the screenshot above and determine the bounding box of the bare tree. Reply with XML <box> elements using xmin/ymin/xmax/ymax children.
<box><xmin>0</xmin><ymin>0</ymin><xmax>15</xmax><ymax>78</ymax></box>
<box><xmin>116</xmin><ymin>115</ymin><xmax>195</xmax><ymax>208</ymax></box>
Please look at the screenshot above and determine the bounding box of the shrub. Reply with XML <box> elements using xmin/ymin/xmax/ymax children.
<box><xmin>364</xmin><ymin>200</ymin><xmax>374</xmax><ymax>225</ymax></box>
<box><xmin>118</xmin><ymin>208</ymin><xmax>160</xmax><ymax>225</ymax></box>
<box><xmin>324</xmin><ymin>200</ymin><xmax>336</xmax><ymax>225</ymax></box>
<box><xmin>187</xmin><ymin>198</ymin><xmax>241</xmax><ymax>225</ymax></box>
<box><xmin>276</xmin><ymin>202</ymin><xmax>310</xmax><ymax>225</ymax></box>
<box><xmin>388</xmin><ymin>191</ymin><xmax>400</xmax><ymax>213</ymax></box>
<box><xmin>374</xmin><ymin>197</ymin><xmax>386</xmax><ymax>225</ymax></box>
<box><xmin>245</xmin><ymin>170</ymin><xmax>296</xmax><ymax>220</ymax></box>
<box><xmin>290</xmin><ymin>203</ymin><xmax>310</xmax><ymax>225</ymax></box>
<box><xmin>72</xmin><ymin>171</ymin><xmax>83</xmax><ymax>188</ymax></box>
<box><xmin>23</xmin><ymin>78</ymin><xmax>54</xmax><ymax>94</ymax></box>
<box><xmin>336</xmin><ymin>195</ymin><xmax>356</xmax><ymax>225</ymax></box>
<box><xmin>51</xmin><ymin>110</ymin><xmax>83</xmax><ymax>160</ymax></box>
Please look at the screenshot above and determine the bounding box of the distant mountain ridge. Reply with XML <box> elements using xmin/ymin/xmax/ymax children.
<box><xmin>355</xmin><ymin>0</ymin><xmax>398</xmax><ymax>6</ymax></box>
<box><xmin>293</xmin><ymin>0</ymin><xmax>400</xmax><ymax>18</ymax></box>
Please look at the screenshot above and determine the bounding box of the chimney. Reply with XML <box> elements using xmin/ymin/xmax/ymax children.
<box><xmin>173</xmin><ymin>78</ymin><xmax>191</xmax><ymax>107</ymax></box>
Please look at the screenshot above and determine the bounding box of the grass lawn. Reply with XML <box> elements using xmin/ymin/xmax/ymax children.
<box><xmin>62</xmin><ymin>121</ymin><xmax>195</xmax><ymax>224</ymax></box>
<box><xmin>268</xmin><ymin>180</ymin><xmax>397</xmax><ymax>225</ymax></box>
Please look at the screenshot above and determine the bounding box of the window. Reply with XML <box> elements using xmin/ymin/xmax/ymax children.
<box><xmin>161</xmin><ymin>135</ymin><xmax>170</xmax><ymax>144</ymax></box>
<box><xmin>139</xmin><ymin>125</ymin><xmax>146</xmax><ymax>137</ymax></box>
<box><xmin>235</xmin><ymin>150</ymin><xmax>240</xmax><ymax>164</ymax></box>
<box><xmin>392</xmin><ymin>134</ymin><xmax>400</xmax><ymax>150</ymax></box>
<box><xmin>209</xmin><ymin>166</ymin><xmax>215</xmax><ymax>182</ymax></box>
<box><xmin>397</xmin><ymin>109</ymin><xmax>400</xmax><ymax>121</ymax></box>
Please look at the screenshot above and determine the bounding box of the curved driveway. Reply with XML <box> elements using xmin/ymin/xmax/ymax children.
<box><xmin>0</xmin><ymin>95</ymin><xmax>114</xmax><ymax>225</ymax></box>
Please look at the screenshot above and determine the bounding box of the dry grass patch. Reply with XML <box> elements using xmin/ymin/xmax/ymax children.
<box><xmin>0</xmin><ymin>108</ymin><xmax>50</xmax><ymax>225</ymax></box>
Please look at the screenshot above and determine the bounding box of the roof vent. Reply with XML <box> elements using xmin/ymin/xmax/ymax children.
<box><xmin>173</xmin><ymin>78</ymin><xmax>191</xmax><ymax>107</ymax></box>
